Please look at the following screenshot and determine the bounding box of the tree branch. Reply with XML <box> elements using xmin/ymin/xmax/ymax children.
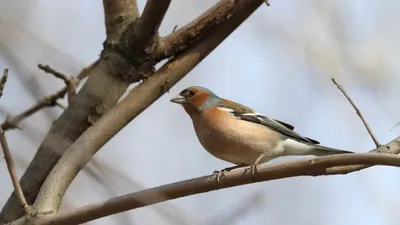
<box><xmin>1</xmin><ymin>0</ymin><xmax>163</xmax><ymax>219</ymax></box>
<box><xmin>0</xmin><ymin>69</ymin><xmax>29</xmax><ymax>211</ymax></box>
<box><xmin>10</xmin><ymin>145</ymin><xmax>400</xmax><ymax>225</ymax></box>
<box><xmin>157</xmin><ymin>0</ymin><xmax>264</xmax><ymax>58</ymax></box>
<box><xmin>331</xmin><ymin>78</ymin><xmax>381</xmax><ymax>147</ymax></box>
<box><xmin>1</xmin><ymin>62</ymin><xmax>93</xmax><ymax>131</ymax></box>
<box><xmin>0</xmin><ymin>126</ymin><xmax>29</xmax><ymax>212</ymax></box>
<box><xmin>38</xmin><ymin>64</ymin><xmax>78</xmax><ymax>105</ymax></box>
<box><xmin>134</xmin><ymin>0</ymin><xmax>171</xmax><ymax>48</ymax></box>
<box><xmin>103</xmin><ymin>0</ymin><xmax>139</xmax><ymax>41</ymax></box>
<box><xmin>2</xmin><ymin>0</ymin><xmax>263</xmax><ymax>222</ymax></box>
<box><xmin>0</xmin><ymin>68</ymin><xmax>8</xmax><ymax>98</ymax></box>
<box><xmin>32</xmin><ymin>0</ymin><xmax>264</xmax><ymax>213</ymax></box>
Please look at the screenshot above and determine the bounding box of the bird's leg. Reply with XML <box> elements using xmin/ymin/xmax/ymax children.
<box><xmin>246</xmin><ymin>154</ymin><xmax>266</xmax><ymax>181</ymax></box>
<box><xmin>213</xmin><ymin>164</ymin><xmax>247</xmax><ymax>182</ymax></box>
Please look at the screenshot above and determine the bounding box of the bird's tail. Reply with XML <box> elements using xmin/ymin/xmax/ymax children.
<box><xmin>309</xmin><ymin>145</ymin><xmax>353</xmax><ymax>156</ymax></box>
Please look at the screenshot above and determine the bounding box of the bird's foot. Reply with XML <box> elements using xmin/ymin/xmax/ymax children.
<box><xmin>213</xmin><ymin>164</ymin><xmax>247</xmax><ymax>182</ymax></box>
<box><xmin>244</xmin><ymin>164</ymin><xmax>258</xmax><ymax>181</ymax></box>
<box><xmin>212</xmin><ymin>170</ymin><xmax>224</xmax><ymax>182</ymax></box>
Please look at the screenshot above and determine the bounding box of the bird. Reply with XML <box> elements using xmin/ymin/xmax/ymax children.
<box><xmin>170</xmin><ymin>86</ymin><xmax>353</xmax><ymax>181</ymax></box>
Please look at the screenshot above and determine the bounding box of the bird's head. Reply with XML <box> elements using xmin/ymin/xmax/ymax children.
<box><xmin>170</xmin><ymin>86</ymin><xmax>221</xmax><ymax>112</ymax></box>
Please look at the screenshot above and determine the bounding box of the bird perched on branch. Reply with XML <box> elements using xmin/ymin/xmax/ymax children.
<box><xmin>170</xmin><ymin>86</ymin><xmax>353</xmax><ymax>181</ymax></box>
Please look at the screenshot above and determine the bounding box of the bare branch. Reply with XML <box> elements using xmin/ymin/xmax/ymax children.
<box><xmin>0</xmin><ymin>126</ymin><xmax>29</xmax><ymax>212</ymax></box>
<box><xmin>38</xmin><ymin>64</ymin><xmax>69</xmax><ymax>84</ymax></box>
<box><xmin>0</xmin><ymin>69</ymin><xmax>29</xmax><ymax>211</ymax></box>
<box><xmin>157</xmin><ymin>0</ymin><xmax>264</xmax><ymax>58</ymax></box>
<box><xmin>87</xmin><ymin>159</ymin><xmax>196</xmax><ymax>225</ymax></box>
<box><xmin>38</xmin><ymin>64</ymin><xmax>79</xmax><ymax>105</ymax></box>
<box><xmin>33</xmin><ymin>0</ymin><xmax>264</xmax><ymax>213</ymax></box>
<box><xmin>0</xmin><ymin>69</ymin><xmax>9</xmax><ymax>98</ymax></box>
<box><xmin>2</xmin><ymin>88</ymin><xmax>66</xmax><ymax>130</ymax></box>
<box><xmin>390</xmin><ymin>121</ymin><xmax>400</xmax><ymax>132</ymax></box>
<box><xmin>211</xmin><ymin>192</ymin><xmax>263</xmax><ymax>225</ymax></box>
<box><xmin>2</xmin><ymin>0</ymin><xmax>263</xmax><ymax>222</ymax></box>
<box><xmin>103</xmin><ymin>0</ymin><xmax>139</xmax><ymax>41</ymax></box>
<box><xmin>331</xmin><ymin>78</ymin><xmax>381</xmax><ymax>147</ymax></box>
<box><xmin>14</xmin><ymin>146</ymin><xmax>400</xmax><ymax>225</ymax></box>
<box><xmin>1</xmin><ymin>62</ymin><xmax>93</xmax><ymax>131</ymax></box>
<box><xmin>134</xmin><ymin>0</ymin><xmax>171</xmax><ymax>47</ymax></box>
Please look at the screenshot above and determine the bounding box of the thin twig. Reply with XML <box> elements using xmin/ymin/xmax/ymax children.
<box><xmin>55</xmin><ymin>102</ymin><xmax>67</xmax><ymax>110</ymax></box>
<box><xmin>0</xmin><ymin>69</ymin><xmax>9</xmax><ymax>98</ymax></box>
<box><xmin>331</xmin><ymin>78</ymin><xmax>381</xmax><ymax>147</ymax></box>
<box><xmin>0</xmin><ymin>126</ymin><xmax>29</xmax><ymax>211</ymax></box>
<box><xmin>38</xmin><ymin>64</ymin><xmax>78</xmax><ymax>104</ymax></box>
<box><xmin>38</xmin><ymin>64</ymin><xmax>69</xmax><ymax>84</ymax></box>
<box><xmin>389</xmin><ymin>121</ymin><xmax>400</xmax><ymax>132</ymax></box>
<box><xmin>172</xmin><ymin>25</ymin><xmax>178</xmax><ymax>33</ymax></box>
<box><xmin>264</xmin><ymin>0</ymin><xmax>270</xmax><ymax>6</ymax></box>
<box><xmin>0</xmin><ymin>69</ymin><xmax>29</xmax><ymax>211</ymax></box>
<box><xmin>1</xmin><ymin>88</ymin><xmax>66</xmax><ymax>130</ymax></box>
<box><xmin>1</xmin><ymin>62</ymin><xmax>95</xmax><ymax>131</ymax></box>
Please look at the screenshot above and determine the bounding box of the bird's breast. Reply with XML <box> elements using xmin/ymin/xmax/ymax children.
<box><xmin>190</xmin><ymin>110</ymin><xmax>282</xmax><ymax>165</ymax></box>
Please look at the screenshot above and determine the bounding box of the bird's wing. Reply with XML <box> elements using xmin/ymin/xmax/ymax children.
<box><xmin>216</xmin><ymin>102</ymin><xmax>319</xmax><ymax>144</ymax></box>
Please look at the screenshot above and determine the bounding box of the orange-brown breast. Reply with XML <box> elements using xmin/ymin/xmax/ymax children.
<box><xmin>189</xmin><ymin>107</ymin><xmax>284</xmax><ymax>165</ymax></box>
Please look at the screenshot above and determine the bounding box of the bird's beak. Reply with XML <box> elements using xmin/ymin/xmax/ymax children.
<box><xmin>170</xmin><ymin>95</ymin><xmax>187</xmax><ymax>104</ymax></box>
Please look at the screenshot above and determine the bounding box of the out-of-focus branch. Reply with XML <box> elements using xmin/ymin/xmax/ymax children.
<box><xmin>0</xmin><ymin>69</ymin><xmax>8</xmax><ymax>98</ymax></box>
<box><xmin>331</xmin><ymin>78</ymin><xmax>381</xmax><ymax>147</ymax></box>
<box><xmin>211</xmin><ymin>192</ymin><xmax>263</xmax><ymax>225</ymax></box>
<box><xmin>87</xmin><ymin>159</ymin><xmax>196</xmax><ymax>225</ymax></box>
<box><xmin>103</xmin><ymin>0</ymin><xmax>139</xmax><ymax>41</ymax></box>
<box><xmin>33</xmin><ymin>0</ymin><xmax>264</xmax><ymax>213</ymax></box>
<box><xmin>12</xmin><ymin>148</ymin><xmax>400</xmax><ymax>225</ymax></box>
<box><xmin>1</xmin><ymin>62</ymin><xmax>94</xmax><ymax>131</ymax></box>
<box><xmin>390</xmin><ymin>122</ymin><xmax>400</xmax><ymax>132</ymax></box>
<box><xmin>157</xmin><ymin>0</ymin><xmax>264</xmax><ymax>58</ymax></box>
<box><xmin>1</xmin><ymin>0</ymin><xmax>155</xmax><ymax>220</ymax></box>
<box><xmin>2</xmin><ymin>0</ymin><xmax>263</xmax><ymax>222</ymax></box>
<box><xmin>0</xmin><ymin>69</ymin><xmax>29</xmax><ymax>211</ymax></box>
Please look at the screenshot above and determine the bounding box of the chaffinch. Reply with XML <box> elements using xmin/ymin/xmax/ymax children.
<box><xmin>170</xmin><ymin>86</ymin><xmax>353</xmax><ymax>180</ymax></box>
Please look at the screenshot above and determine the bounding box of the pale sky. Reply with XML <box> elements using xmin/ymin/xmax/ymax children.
<box><xmin>0</xmin><ymin>1</ymin><xmax>400</xmax><ymax>225</ymax></box>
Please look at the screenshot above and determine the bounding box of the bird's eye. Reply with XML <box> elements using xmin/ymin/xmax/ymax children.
<box><xmin>189</xmin><ymin>90</ymin><xmax>196</xmax><ymax>96</ymax></box>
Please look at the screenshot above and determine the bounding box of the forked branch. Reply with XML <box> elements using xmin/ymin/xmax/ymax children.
<box><xmin>331</xmin><ymin>78</ymin><xmax>381</xmax><ymax>147</ymax></box>
<box><xmin>0</xmin><ymin>69</ymin><xmax>29</xmax><ymax>211</ymax></box>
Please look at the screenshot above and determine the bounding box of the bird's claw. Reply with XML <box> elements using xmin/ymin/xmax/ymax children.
<box><xmin>244</xmin><ymin>164</ymin><xmax>258</xmax><ymax>181</ymax></box>
<box><xmin>212</xmin><ymin>170</ymin><xmax>224</xmax><ymax>182</ymax></box>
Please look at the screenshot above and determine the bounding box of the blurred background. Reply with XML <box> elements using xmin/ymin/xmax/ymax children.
<box><xmin>1</xmin><ymin>0</ymin><xmax>400</xmax><ymax>224</ymax></box>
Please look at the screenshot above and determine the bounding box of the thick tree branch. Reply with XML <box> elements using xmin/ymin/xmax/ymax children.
<box><xmin>32</xmin><ymin>0</ymin><xmax>264</xmax><ymax>213</ymax></box>
<box><xmin>331</xmin><ymin>78</ymin><xmax>381</xmax><ymax>147</ymax></box>
<box><xmin>1</xmin><ymin>0</ymin><xmax>160</xmax><ymax>220</ymax></box>
<box><xmin>134</xmin><ymin>0</ymin><xmax>171</xmax><ymax>48</ymax></box>
<box><xmin>103</xmin><ymin>0</ymin><xmax>139</xmax><ymax>41</ymax></box>
<box><xmin>9</xmin><ymin>145</ymin><xmax>400</xmax><ymax>225</ymax></box>
<box><xmin>2</xmin><ymin>0</ymin><xmax>263</xmax><ymax>222</ymax></box>
<box><xmin>0</xmin><ymin>69</ymin><xmax>29</xmax><ymax>211</ymax></box>
<box><xmin>157</xmin><ymin>0</ymin><xmax>263</xmax><ymax>58</ymax></box>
